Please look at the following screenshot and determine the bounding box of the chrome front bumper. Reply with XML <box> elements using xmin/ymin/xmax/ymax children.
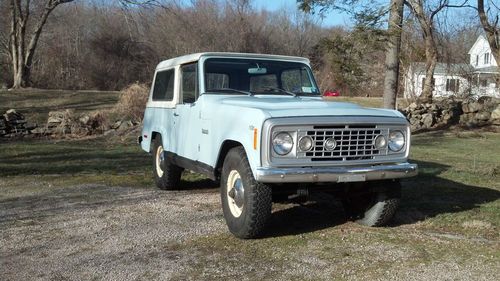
<box><xmin>254</xmin><ymin>162</ymin><xmax>418</xmax><ymax>183</ymax></box>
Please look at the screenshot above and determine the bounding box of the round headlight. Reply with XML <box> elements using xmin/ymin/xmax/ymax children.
<box><xmin>374</xmin><ymin>135</ymin><xmax>387</xmax><ymax>149</ymax></box>
<box><xmin>273</xmin><ymin>132</ymin><xmax>294</xmax><ymax>155</ymax></box>
<box><xmin>388</xmin><ymin>130</ymin><xmax>405</xmax><ymax>152</ymax></box>
<box><xmin>298</xmin><ymin>136</ymin><xmax>313</xmax><ymax>152</ymax></box>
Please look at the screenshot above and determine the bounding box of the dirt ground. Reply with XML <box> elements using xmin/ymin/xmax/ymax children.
<box><xmin>0</xmin><ymin>182</ymin><xmax>224</xmax><ymax>280</ymax></box>
<box><xmin>1</xmin><ymin>180</ymin><xmax>498</xmax><ymax>281</ymax></box>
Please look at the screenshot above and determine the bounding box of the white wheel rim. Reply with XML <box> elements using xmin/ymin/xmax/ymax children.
<box><xmin>156</xmin><ymin>145</ymin><xmax>164</xmax><ymax>177</ymax></box>
<box><xmin>227</xmin><ymin>170</ymin><xmax>244</xmax><ymax>218</ymax></box>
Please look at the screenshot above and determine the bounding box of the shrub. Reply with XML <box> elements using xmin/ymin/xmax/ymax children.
<box><xmin>114</xmin><ymin>83</ymin><xmax>149</xmax><ymax>122</ymax></box>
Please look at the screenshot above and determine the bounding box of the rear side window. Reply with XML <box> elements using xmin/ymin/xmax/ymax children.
<box><xmin>152</xmin><ymin>69</ymin><xmax>175</xmax><ymax>101</ymax></box>
<box><xmin>181</xmin><ymin>63</ymin><xmax>198</xmax><ymax>103</ymax></box>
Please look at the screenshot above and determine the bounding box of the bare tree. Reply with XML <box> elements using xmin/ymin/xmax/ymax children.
<box><xmin>477</xmin><ymin>0</ymin><xmax>499</xmax><ymax>63</ymax></box>
<box><xmin>7</xmin><ymin>0</ymin><xmax>75</xmax><ymax>89</ymax></box>
<box><xmin>404</xmin><ymin>0</ymin><xmax>469</xmax><ymax>103</ymax></box>
<box><xmin>404</xmin><ymin>0</ymin><xmax>442</xmax><ymax>103</ymax></box>
<box><xmin>298</xmin><ymin>0</ymin><xmax>405</xmax><ymax>108</ymax></box>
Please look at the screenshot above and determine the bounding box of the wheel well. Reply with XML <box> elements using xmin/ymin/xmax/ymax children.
<box><xmin>150</xmin><ymin>132</ymin><xmax>160</xmax><ymax>152</ymax></box>
<box><xmin>215</xmin><ymin>140</ymin><xmax>243</xmax><ymax>180</ymax></box>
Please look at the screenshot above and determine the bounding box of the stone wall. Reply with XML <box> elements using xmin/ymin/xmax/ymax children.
<box><xmin>0</xmin><ymin>109</ymin><xmax>37</xmax><ymax>138</ymax></box>
<box><xmin>45</xmin><ymin>110</ymin><xmax>139</xmax><ymax>137</ymax></box>
<box><xmin>400</xmin><ymin>97</ymin><xmax>500</xmax><ymax>132</ymax></box>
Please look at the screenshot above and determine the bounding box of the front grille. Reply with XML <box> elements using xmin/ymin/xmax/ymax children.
<box><xmin>301</xmin><ymin>125</ymin><xmax>387</xmax><ymax>162</ymax></box>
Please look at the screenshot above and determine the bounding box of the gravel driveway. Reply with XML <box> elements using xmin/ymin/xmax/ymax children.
<box><xmin>1</xmin><ymin>181</ymin><xmax>499</xmax><ymax>281</ymax></box>
<box><xmin>0</xmin><ymin>183</ymin><xmax>225</xmax><ymax>280</ymax></box>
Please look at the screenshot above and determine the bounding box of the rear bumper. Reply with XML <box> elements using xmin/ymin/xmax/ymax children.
<box><xmin>254</xmin><ymin>162</ymin><xmax>418</xmax><ymax>183</ymax></box>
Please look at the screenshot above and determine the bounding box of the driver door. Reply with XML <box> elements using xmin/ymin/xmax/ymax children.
<box><xmin>173</xmin><ymin>62</ymin><xmax>201</xmax><ymax>161</ymax></box>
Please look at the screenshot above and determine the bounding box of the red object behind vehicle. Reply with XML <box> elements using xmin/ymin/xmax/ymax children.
<box><xmin>323</xmin><ymin>90</ymin><xmax>340</xmax><ymax>97</ymax></box>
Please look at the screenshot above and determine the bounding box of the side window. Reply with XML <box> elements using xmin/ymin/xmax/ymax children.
<box><xmin>206</xmin><ymin>73</ymin><xmax>229</xmax><ymax>90</ymax></box>
<box><xmin>250</xmin><ymin>74</ymin><xmax>277</xmax><ymax>92</ymax></box>
<box><xmin>181</xmin><ymin>63</ymin><xmax>198</xmax><ymax>103</ymax></box>
<box><xmin>152</xmin><ymin>69</ymin><xmax>175</xmax><ymax>101</ymax></box>
<box><xmin>282</xmin><ymin>68</ymin><xmax>312</xmax><ymax>92</ymax></box>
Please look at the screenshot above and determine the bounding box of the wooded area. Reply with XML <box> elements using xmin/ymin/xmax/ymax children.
<box><xmin>0</xmin><ymin>0</ymin><xmax>496</xmax><ymax>98</ymax></box>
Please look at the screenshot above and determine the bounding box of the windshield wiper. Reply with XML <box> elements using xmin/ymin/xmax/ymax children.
<box><xmin>205</xmin><ymin>88</ymin><xmax>253</xmax><ymax>96</ymax></box>
<box><xmin>262</xmin><ymin>87</ymin><xmax>297</xmax><ymax>97</ymax></box>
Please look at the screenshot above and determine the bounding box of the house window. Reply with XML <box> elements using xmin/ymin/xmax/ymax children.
<box><xmin>480</xmin><ymin>79</ymin><xmax>488</xmax><ymax>87</ymax></box>
<box><xmin>446</xmin><ymin>79</ymin><xmax>459</xmax><ymax>92</ymax></box>
<box><xmin>476</xmin><ymin>55</ymin><xmax>479</xmax><ymax>66</ymax></box>
<box><xmin>484</xmin><ymin>53</ymin><xmax>490</xmax><ymax>64</ymax></box>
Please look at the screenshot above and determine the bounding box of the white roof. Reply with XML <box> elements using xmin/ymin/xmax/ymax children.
<box><xmin>156</xmin><ymin>52</ymin><xmax>310</xmax><ymax>69</ymax></box>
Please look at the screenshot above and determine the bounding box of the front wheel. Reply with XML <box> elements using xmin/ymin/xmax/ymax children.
<box><xmin>342</xmin><ymin>180</ymin><xmax>401</xmax><ymax>227</ymax></box>
<box><xmin>220</xmin><ymin>147</ymin><xmax>272</xmax><ymax>239</ymax></box>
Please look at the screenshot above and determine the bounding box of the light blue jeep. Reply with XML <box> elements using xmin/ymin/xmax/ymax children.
<box><xmin>139</xmin><ymin>52</ymin><xmax>417</xmax><ymax>238</ymax></box>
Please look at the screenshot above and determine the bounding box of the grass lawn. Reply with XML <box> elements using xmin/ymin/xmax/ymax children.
<box><xmin>321</xmin><ymin>96</ymin><xmax>384</xmax><ymax>108</ymax></box>
<box><xmin>0</xmin><ymin>89</ymin><xmax>120</xmax><ymax>125</ymax></box>
<box><xmin>1</xmin><ymin>130</ymin><xmax>499</xmax><ymax>279</ymax></box>
<box><xmin>1</xmin><ymin>90</ymin><xmax>498</xmax><ymax>279</ymax></box>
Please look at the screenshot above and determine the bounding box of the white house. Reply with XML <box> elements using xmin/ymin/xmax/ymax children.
<box><xmin>404</xmin><ymin>35</ymin><xmax>499</xmax><ymax>98</ymax></box>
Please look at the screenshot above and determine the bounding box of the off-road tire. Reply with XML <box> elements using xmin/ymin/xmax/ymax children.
<box><xmin>342</xmin><ymin>180</ymin><xmax>401</xmax><ymax>227</ymax></box>
<box><xmin>152</xmin><ymin>135</ymin><xmax>183</xmax><ymax>190</ymax></box>
<box><xmin>220</xmin><ymin>147</ymin><xmax>272</xmax><ymax>239</ymax></box>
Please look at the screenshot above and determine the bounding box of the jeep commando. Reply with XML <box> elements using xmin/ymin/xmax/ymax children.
<box><xmin>139</xmin><ymin>52</ymin><xmax>418</xmax><ymax>238</ymax></box>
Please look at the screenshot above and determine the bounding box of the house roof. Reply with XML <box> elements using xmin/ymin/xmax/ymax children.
<box><xmin>410</xmin><ymin>62</ymin><xmax>474</xmax><ymax>75</ymax></box>
<box><xmin>474</xmin><ymin>66</ymin><xmax>500</xmax><ymax>74</ymax></box>
<box><xmin>156</xmin><ymin>52</ymin><xmax>310</xmax><ymax>70</ymax></box>
<box><xmin>468</xmin><ymin>35</ymin><xmax>488</xmax><ymax>55</ymax></box>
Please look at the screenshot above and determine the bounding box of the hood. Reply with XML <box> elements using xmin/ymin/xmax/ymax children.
<box><xmin>220</xmin><ymin>95</ymin><xmax>404</xmax><ymax>119</ymax></box>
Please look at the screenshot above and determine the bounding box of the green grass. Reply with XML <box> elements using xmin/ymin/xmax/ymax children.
<box><xmin>321</xmin><ymin>96</ymin><xmax>384</xmax><ymax>108</ymax></box>
<box><xmin>1</xmin><ymin>131</ymin><xmax>498</xmax><ymax>233</ymax></box>
<box><xmin>0</xmin><ymin>89</ymin><xmax>120</xmax><ymax>124</ymax></box>
<box><xmin>1</xmin><ymin>90</ymin><xmax>499</xmax><ymax>279</ymax></box>
<box><xmin>1</xmin><ymin>130</ymin><xmax>499</xmax><ymax>280</ymax></box>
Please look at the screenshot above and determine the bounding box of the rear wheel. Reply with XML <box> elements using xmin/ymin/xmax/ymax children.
<box><xmin>152</xmin><ymin>135</ymin><xmax>183</xmax><ymax>190</ymax></box>
<box><xmin>342</xmin><ymin>180</ymin><xmax>401</xmax><ymax>226</ymax></box>
<box><xmin>220</xmin><ymin>147</ymin><xmax>272</xmax><ymax>239</ymax></box>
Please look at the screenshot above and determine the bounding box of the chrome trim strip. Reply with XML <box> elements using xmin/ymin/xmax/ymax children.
<box><xmin>254</xmin><ymin>162</ymin><xmax>418</xmax><ymax>183</ymax></box>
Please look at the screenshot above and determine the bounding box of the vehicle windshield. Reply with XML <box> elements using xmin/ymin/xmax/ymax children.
<box><xmin>204</xmin><ymin>58</ymin><xmax>320</xmax><ymax>96</ymax></box>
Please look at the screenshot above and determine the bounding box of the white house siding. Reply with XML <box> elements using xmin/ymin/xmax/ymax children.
<box><xmin>468</xmin><ymin>36</ymin><xmax>498</xmax><ymax>68</ymax></box>
<box><xmin>404</xmin><ymin>35</ymin><xmax>499</xmax><ymax>99</ymax></box>
<box><xmin>404</xmin><ymin>72</ymin><xmax>470</xmax><ymax>98</ymax></box>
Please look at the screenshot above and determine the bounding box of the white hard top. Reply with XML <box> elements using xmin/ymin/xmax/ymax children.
<box><xmin>156</xmin><ymin>52</ymin><xmax>310</xmax><ymax>70</ymax></box>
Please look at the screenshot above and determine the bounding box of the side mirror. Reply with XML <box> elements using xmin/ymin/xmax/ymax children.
<box><xmin>323</xmin><ymin>90</ymin><xmax>340</xmax><ymax>97</ymax></box>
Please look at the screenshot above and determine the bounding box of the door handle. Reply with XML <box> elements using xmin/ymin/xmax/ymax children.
<box><xmin>173</xmin><ymin>113</ymin><xmax>179</xmax><ymax>117</ymax></box>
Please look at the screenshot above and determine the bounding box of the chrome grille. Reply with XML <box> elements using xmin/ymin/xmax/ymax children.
<box><xmin>299</xmin><ymin>125</ymin><xmax>388</xmax><ymax>162</ymax></box>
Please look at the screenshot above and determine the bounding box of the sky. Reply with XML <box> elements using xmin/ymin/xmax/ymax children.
<box><xmin>252</xmin><ymin>0</ymin><xmax>352</xmax><ymax>27</ymax></box>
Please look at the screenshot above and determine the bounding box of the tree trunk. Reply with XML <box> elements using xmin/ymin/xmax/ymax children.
<box><xmin>478</xmin><ymin>0</ymin><xmax>500</xmax><ymax>65</ymax></box>
<box><xmin>383</xmin><ymin>0</ymin><xmax>404</xmax><ymax>109</ymax></box>
<box><xmin>420</xmin><ymin>35</ymin><xmax>438</xmax><ymax>103</ymax></box>
<box><xmin>8</xmin><ymin>0</ymin><xmax>73</xmax><ymax>89</ymax></box>
<box><xmin>406</xmin><ymin>0</ymin><xmax>440</xmax><ymax>104</ymax></box>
